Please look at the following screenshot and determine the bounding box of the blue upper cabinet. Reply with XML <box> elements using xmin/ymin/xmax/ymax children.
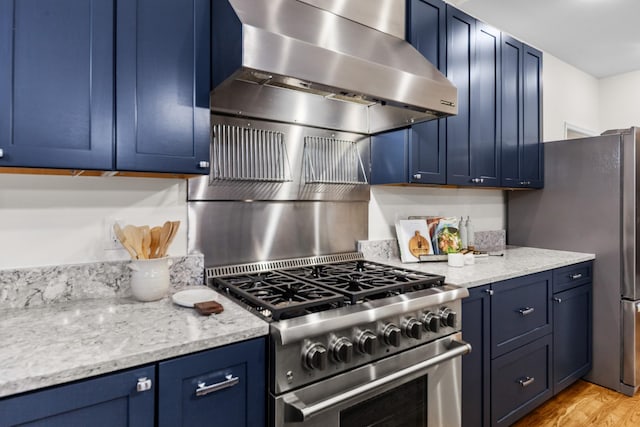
<box><xmin>501</xmin><ymin>37</ymin><xmax>543</xmax><ymax>188</ymax></box>
<box><xmin>446</xmin><ymin>7</ymin><xmax>500</xmax><ymax>187</ymax></box>
<box><xmin>407</xmin><ymin>0</ymin><xmax>447</xmax><ymax>185</ymax></box>
<box><xmin>371</xmin><ymin>0</ymin><xmax>446</xmax><ymax>185</ymax></box>
<box><xmin>0</xmin><ymin>0</ymin><xmax>115</xmax><ymax>170</ymax></box>
<box><xmin>116</xmin><ymin>0</ymin><xmax>211</xmax><ymax>174</ymax></box>
<box><xmin>0</xmin><ymin>0</ymin><xmax>210</xmax><ymax>174</ymax></box>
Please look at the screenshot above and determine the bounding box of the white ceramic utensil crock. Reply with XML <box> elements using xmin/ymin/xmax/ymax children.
<box><xmin>128</xmin><ymin>257</ymin><xmax>172</xmax><ymax>302</ymax></box>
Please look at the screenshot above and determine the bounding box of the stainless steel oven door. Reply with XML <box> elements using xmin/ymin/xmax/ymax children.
<box><xmin>272</xmin><ymin>333</ymin><xmax>471</xmax><ymax>427</ymax></box>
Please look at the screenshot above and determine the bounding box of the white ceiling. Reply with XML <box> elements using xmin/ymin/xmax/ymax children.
<box><xmin>451</xmin><ymin>0</ymin><xmax>640</xmax><ymax>79</ymax></box>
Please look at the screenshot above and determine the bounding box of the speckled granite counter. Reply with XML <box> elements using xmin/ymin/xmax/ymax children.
<box><xmin>364</xmin><ymin>246</ymin><xmax>595</xmax><ymax>288</ymax></box>
<box><xmin>0</xmin><ymin>288</ymin><xmax>268</xmax><ymax>398</ymax></box>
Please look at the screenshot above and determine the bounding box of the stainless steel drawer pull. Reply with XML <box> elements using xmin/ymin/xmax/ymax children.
<box><xmin>413</xmin><ymin>173</ymin><xmax>422</xmax><ymax>180</ymax></box>
<box><xmin>136</xmin><ymin>377</ymin><xmax>152</xmax><ymax>392</ymax></box>
<box><xmin>518</xmin><ymin>307</ymin><xmax>535</xmax><ymax>316</ymax></box>
<box><xmin>484</xmin><ymin>289</ymin><xmax>494</xmax><ymax>296</ymax></box>
<box><xmin>284</xmin><ymin>339</ymin><xmax>472</xmax><ymax>421</ymax></box>
<box><xmin>553</xmin><ymin>297</ymin><xmax>562</xmax><ymax>303</ymax></box>
<box><xmin>0</xmin><ymin>148</ymin><xmax>4</xmax><ymax>158</ymax></box>
<box><xmin>195</xmin><ymin>374</ymin><xmax>239</xmax><ymax>397</ymax></box>
<box><xmin>570</xmin><ymin>273</ymin><xmax>583</xmax><ymax>280</ymax></box>
<box><xmin>518</xmin><ymin>376</ymin><xmax>535</xmax><ymax>387</ymax></box>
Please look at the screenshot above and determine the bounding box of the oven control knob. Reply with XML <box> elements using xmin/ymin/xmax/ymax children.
<box><xmin>331</xmin><ymin>338</ymin><xmax>353</xmax><ymax>363</ymax></box>
<box><xmin>403</xmin><ymin>318</ymin><xmax>423</xmax><ymax>340</ymax></box>
<box><xmin>382</xmin><ymin>324</ymin><xmax>401</xmax><ymax>347</ymax></box>
<box><xmin>421</xmin><ymin>312</ymin><xmax>440</xmax><ymax>332</ymax></box>
<box><xmin>357</xmin><ymin>330</ymin><xmax>378</xmax><ymax>355</ymax></box>
<box><xmin>303</xmin><ymin>343</ymin><xmax>328</xmax><ymax>371</ymax></box>
<box><xmin>439</xmin><ymin>308</ymin><xmax>457</xmax><ymax>328</ymax></box>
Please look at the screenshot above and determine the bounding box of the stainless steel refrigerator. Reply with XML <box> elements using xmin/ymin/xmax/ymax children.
<box><xmin>508</xmin><ymin>126</ymin><xmax>640</xmax><ymax>395</ymax></box>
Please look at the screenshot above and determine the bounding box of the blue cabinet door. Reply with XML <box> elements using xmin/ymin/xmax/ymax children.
<box><xmin>553</xmin><ymin>283</ymin><xmax>592</xmax><ymax>395</ymax></box>
<box><xmin>521</xmin><ymin>45</ymin><xmax>543</xmax><ymax>188</ymax></box>
<box><xmin>0</xmin><ymin>0</ymin><xmax>114</xmax><ymax>170</ymax></box>
<box><xmin>116</xmin><ymin>0</ymin><xmax>210</xmax><ymax>174</ymax></box>
<box><xmin>462</xmin><ymin>285</ymin><xmax>491</xmax><ymax>427</ymax></box>
<box><xmin>407</xmin><ymin>0</ymin><xmax>447</xmax><ymax>184</ymax></box>
<box><xmin>470</xmin><ymin>22</ymin><xmax>501</xmax><ymax>187</ymax></box>
<box><xmin>0</xmin><ymin>365</ymin><xmax>155</xmax><ymax>426</ymax></box>
<box><xmin>445</xmin><ymin>6</ymin><xmax>475</xmax><ymax>186</ymax></box>
<box><xmin>446</xmin><ymin>8</ymin><xmax>500</xmax><ymax>187</ymax></box>
<box><xmin>158</xmin><ymin>338</ymin><xmax>266</xmax><ymax>427</ymax></box>
<box><xmin>370</xmin><ymin>0</ymin><xmax>446</xmax><ymax>185</ymax></box>
<box><xmin>500</xmin><ymin>37</ymin><xmax>543</xmax><ymax>188</ymax></box>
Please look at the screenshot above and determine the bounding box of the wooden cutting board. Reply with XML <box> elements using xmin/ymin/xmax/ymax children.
<box><xmin>409</xmin><ymin>230</ymin><xmax>431</xmax><ymax>257</ymax></box>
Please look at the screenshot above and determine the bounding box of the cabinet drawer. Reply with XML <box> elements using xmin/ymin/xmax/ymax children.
<box><xmin>491</xmin><ymin>334</ymin><xmax>552</xmax><ymax>426</ymax></box>
<box><xmin>492</xmin><ymin>271</ymin><xmax>552</xmax><ymax>358</ymax></box>
<box><xmin>553</xmin><ymin>261</ymin><xmax>592</xmax><ymax>293</ymax></box>
<box><xmin>158</xmin><ymin>338</ymin><xmax>266</xmax><ymax>427</ymax></box>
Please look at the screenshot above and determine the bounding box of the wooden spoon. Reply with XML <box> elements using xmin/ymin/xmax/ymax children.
<box><xmin>149</xmin><ymin>226</ymin><xmax>162</xmax><ymax>258</ymax></box>
<box><xmin>123</xmin><ymin>225</ymin><xmax>144</xmax><ymax>260</ymax></box>
<box><xmin>113</xmin><ymin>223</ymin><xmax>138</xmax><ymax>260</ymax></box>
<box><xmin>157</xmin><ymin>221</ymin><xmax>173</xmax><ymax>258</ymax></box>
<box><xmin>162</xmin><ymin>221</ymin><xmax>180</xmax><ymax>257</ymax></box>
<box><xmin>140</xmin><ymin>225</ymin><xmax>151</xmax><ymax>260</ymax></box>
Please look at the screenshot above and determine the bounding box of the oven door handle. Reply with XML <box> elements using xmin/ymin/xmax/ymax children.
<box><xmin>284</xmin><ymin>338</ymin><xmax>472</xmax><ymax>422</ymax></box>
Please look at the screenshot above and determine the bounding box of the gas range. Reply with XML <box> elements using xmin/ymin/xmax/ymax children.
<box><xmin>206</xmin><ymin>253</ymin><xmax>469</xmax><ymax>394</ymax></box>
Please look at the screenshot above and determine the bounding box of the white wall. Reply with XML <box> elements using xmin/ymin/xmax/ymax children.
<box><xmin>542</xmin><ymin>53</ymin><xmax>600</xmax><ymax>141</ymax></box>
<box><xmin>0</xmin><ymin>174</ymin><xmax>188</xmax><ymax>269</ymax></box>
<box><xmin>599</xmin><ymin>70</ymin><xmax>640</xmax><ymax>131</ymax></box>
<box><xmin>368</xmin><ymin>186</ymin><xmax>506</xmax><ymax>240</ymax></box>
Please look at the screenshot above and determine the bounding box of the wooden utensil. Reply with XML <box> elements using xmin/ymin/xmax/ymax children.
<box><xmin>157</xmin><ymin>221</ymin><xmax>173</xmax><ymax>258</ymax></box>
<box><xmin>150</xmin><ymin>226</ymin><xmax>162</xmax><ymax>258</ymax></box>
<box><xmin>123</xmin><ymin>225</ymin><xmax>144</xmax><ymax>260</ymax></box>
<box><xmin>140</xmin><ymin>225</ymin><xmax>151</xmax><ymax>259</ymax></box>
<box><xmin>161</xmin><ymin>220</ymin><xmax>180</xmax><ymax>257</ymax></box>
<box><xmin>113</xmin><ymin>223</ymin><xmax>138</xmax><ymax>260</ymax></box>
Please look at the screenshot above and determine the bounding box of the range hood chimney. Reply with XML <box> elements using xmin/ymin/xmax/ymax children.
<box><xmin>211</xmin><ymin>0</ymin><xmax>457</xmax><ymax>135</ymax></box>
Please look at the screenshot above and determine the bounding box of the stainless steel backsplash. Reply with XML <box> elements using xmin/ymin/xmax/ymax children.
<box><xmin>188</xmin><ymin>115</ymin><xmax>370</xmax><ymax>267</ymax></box>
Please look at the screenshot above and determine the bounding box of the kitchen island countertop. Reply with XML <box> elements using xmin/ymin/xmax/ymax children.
<box><xmin>374</xmin><ymin>246</ymin><xmax>595</xmax><ymax>288</ymax></box>
<box><xmin>0</xmin><ymin>288</ymin><xmax>268</xmax><ymax>398</ymax></box>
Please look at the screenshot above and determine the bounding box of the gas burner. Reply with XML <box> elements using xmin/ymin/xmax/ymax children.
<box><xmin>210</xmin><ymin>259</ymin><xmax>445</xmax><ymax>320</ymax></box>
<box><xmin>213</xmin><ymin>271</ymin><xmax>346</xmax><ymax>321</ymax></box>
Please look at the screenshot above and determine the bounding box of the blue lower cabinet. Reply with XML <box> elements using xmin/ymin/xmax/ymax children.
<box><xmin>462</xmin><ymin>285</ymin><xmax>491</xmax><ymax>427</ymax></box>
<box><xmin>0</xmin><ymin>365</ymin><xmax>155</xmax><ymax>427</ymax></box>
<box><xmin>491</xmin><ymin>334</ymin><xmax>553</xmax><ymax>426</ymax></box>
<box><xmin>553</xmin><ymin>283</ymin><xmax>592</xmax><ymax>395</ymax></box>
<box><xmin>158</xmin><ymin>337</ymin><xmax>266</xmax><ymax>427</ymax></box>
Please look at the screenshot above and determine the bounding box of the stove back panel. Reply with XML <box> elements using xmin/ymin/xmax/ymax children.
<box><xmin>188</xmin><ymin>201</ymin><xmax>368</xmax><ymax>266</ymax></box>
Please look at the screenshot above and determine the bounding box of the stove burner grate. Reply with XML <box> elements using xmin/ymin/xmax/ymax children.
<box><xmin>213</xmin><ymin>271</ymin><xmax>345</xmax><ymax>321</ymax></box>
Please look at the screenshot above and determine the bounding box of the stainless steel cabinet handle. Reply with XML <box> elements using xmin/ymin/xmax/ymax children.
<box><xmin>284</xmin><ymin>339</ymin><xmax>472</xmax><ymax>422</ymax></box>
<box><xmin>569</xmin><ymin>273</ymin><xmax>583</xmax><ymax>280</ymax></box>
<box><xmin>518</xmin><ymin>376</ymin><xmax>535</xmax><ymax>387</ymax></box>
<box><xmin>0</xmin><ymin>148</ymin><xmax>3</xmax><ymax>158</ymax></box>
<box><xmin>413</xmin><ymin>173</ymin><xmax>422</xmax><ymax>180</ymax></box>
<box><xmin>136</xmin><ymin>377</ymin><xmax>152</xmax><ymax>392</ymax></box>
<box><xmin>484</xmin><ymin>289</ymin><xmax>494</xmax><ymax>296</ymax></box>
<box><xmin>518</xmin><ymin>307</ymin><xmax>535</xmax><ymax>316</ymax></box>
<box><xmin>471</xmin><ymin>178</ymin><xmax>485</xmax><ymax>184</ymax></box>
<box><xmin>553</xmin><ymin>297</ymin><xmax>562</xmax><ymax>303</ymax></box>
<box><xmin>198</xmin><ymin>161</ymin><xmax>210</xmax><ymax>169</ymax></box>
<box><xmin>195</xmin><ymin>374</ymin><xmax>239</xmax><ymax>397</ymax></box>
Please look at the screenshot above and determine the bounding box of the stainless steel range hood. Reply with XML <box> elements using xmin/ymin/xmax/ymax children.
<box><xmin>211</xmin><ymin>0</ymin><xmax>457</xmax><ymax>135</ymax></box>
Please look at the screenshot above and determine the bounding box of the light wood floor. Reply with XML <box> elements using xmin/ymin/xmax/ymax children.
<box><xmin>513</xmin><ymin>380</ymin><xmax>640</xmax><ymax>427</ymax></box>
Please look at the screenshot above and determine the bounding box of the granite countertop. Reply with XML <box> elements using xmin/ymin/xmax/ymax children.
<box><xmin>0</xmin><ymin>288</ymin><xmax>269</xmax><ymax>398</ymax></box>
<box><xmin>376</xmin><ymin>246</ymin><xmax>595</xmax><ymax>288</ymax></box>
